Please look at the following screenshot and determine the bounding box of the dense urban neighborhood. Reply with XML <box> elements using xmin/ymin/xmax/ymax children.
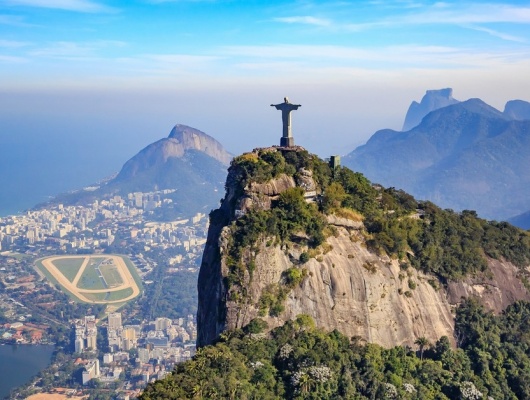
<box><xmin>0</xmin><ymin>189</ymin><xmax>207</xmax><ymax>399</ymax></box>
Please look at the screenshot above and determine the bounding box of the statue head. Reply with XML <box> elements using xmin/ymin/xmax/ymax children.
<box><xmin>284</xmin><ymin>97</ymin><xmax>289</xmax><ymax>103</ymax></box>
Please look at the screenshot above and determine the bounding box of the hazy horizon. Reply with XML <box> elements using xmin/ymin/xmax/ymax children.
<box><xmin>2</xmin><ymin>0</ymin><xmax>530</xmax><ymax>215</ymax></box>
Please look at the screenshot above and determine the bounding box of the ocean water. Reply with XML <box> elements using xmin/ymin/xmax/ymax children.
<box><xmin>0</xmin><ymin>132</ymin><xmax>125</xmax><ymax>217</ymax></box>
<box><xmin>0</xmin><ymin>344</ymin><xmax>54</xmax><ymax>398</ymax></box>
<box><xmin>0</xmin><ymin>104</ymin><xmax>188</xmax><ymax>218</ymax></box>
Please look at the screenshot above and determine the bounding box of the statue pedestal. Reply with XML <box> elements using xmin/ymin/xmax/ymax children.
<box><xmin>280</xmin><ymin>137</ymin><xmax>294</xmax><ymax>147</ymax></box>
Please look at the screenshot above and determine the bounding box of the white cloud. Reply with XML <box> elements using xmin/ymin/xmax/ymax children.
<box><xmin>274</xmin><ymin>3</ymin><xmax>530</xmax><ymax>40</ymax></box>
<box><xmin>221</xmin><ymin>44</ymin><xmax>370</xmax><ymax>60</ymax></box>
<box><xmin>130</xmin><ymin>54</ymin><xmax>219</xmax><ymax>74</ymax></box>
<box><xmin>219</xmin><ymin>43</ymin><xmax>530</xmax><ymax>71</ymax></box>
<box><xmin>144</xmin><ymin>54</ymin><xmax>219</xmax><ymax>63</ymax></box>
<box><xmin>0</xmin><ymin>54</ymin><xmax>27</xmax><ymax>63</ymax></box>
<box><xmin>0</xmin><ymin>39</ymin><xmax>30</xmax><ymax>48</ymax></box>
<box><xmin>29</xmin><ymin>40</ymin><xmax>125</xmax><ymax>58</ymax></box>
<box><xmin>399</xmin><ymin>3</ymin><xmax>530</xmax><ymax>24</ymax></box>
<box><xmin>14</xmin><ymin>41</ymin><xmax>530</xmax><ymax>86</ymax></box>
<box><xmin>274</xmin><ymin>16</ymin><xmax>332</xmax><ymax>27</ymax></box>
<box><xmin>147</xmin><ymin>0</ymin><xmax>217</xmax><ymax>3</ymax></box>
<box><xmin>0</xmin><ymin>14</ymin><xmax>32</xmax><ymax>26</ymax></box>
<box><xmin>366</xmin><ymin>0</ymin><xmax>425</xmax><ymax>9</ymax></box>
<box><xmin>4</xmin><ymin>0</ymin><xmax>117</xmax><ymax>13</ymax></box>
<box><xmin>464</xmin><ymin>25</ymin><xmax>526</xmax><ymax>43</ymax></box>
<box><xmin>116</xmin><ymin>53</ymin><xmax>221</xmax><ymax>77</ymax></box>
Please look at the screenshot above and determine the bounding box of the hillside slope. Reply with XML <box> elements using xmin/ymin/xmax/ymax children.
<box><xmin>197</xmin><ymin>146</ymin><xmax>530</xmax><ymax>348</ymax></box>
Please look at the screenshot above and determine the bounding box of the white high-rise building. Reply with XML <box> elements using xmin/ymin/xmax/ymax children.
<box><xmin>86</xmin><ymin>331</ymin><xmax>97</xmax><ymax>350</ymax></box>
<box><xmin>82</xmin><ymin>359</ymin><xmax>100</xmax><ymax>385</ymax></box>
<box><xmin>108</xmin><ymin>329</ymin><xmax>121</xmax><ymax>352</ymax></box>
<box><xmin>119</xmin><ymin>327</ymin><xmax>137</xmax><ymax>351</ymax></box>
<box><xmin>108</xmin><ymin>312</ymin><xmax>122</xmax><ymax>331</ymax></box>
<box><xmin>138</xmin><ymin>348</ymin><xmax>150</xmax><ymax>364</ymax></box>
<box><xmin>74</xmin><ymin>315</ymin><xmax>97</xmax><ymax>353</ymax></box>
<box><xmin>75</xmin><ymin>337</ymin><xmax>84</xmax><ymax>353</ymax></box>
<box><xmin>134</xmin><ymin>193</ymin><xmax>143</xmax><ymax>208</ymax></box>
<box><xmin>155</xmin><ymin>317</ymin><xmax>171</xmax><ymax>331</ymax></box>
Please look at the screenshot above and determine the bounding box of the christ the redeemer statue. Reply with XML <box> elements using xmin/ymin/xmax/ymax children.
<box><xmin>271</xmin><ymin>97</ymin><xmax>301</xmax><ymax>147</ymax></box>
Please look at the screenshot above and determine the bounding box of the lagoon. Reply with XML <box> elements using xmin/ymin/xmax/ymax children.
<box><xmin>0</xmin><ymin>344</ymin><xmax>54</xmax><ymax>399</ymax></box>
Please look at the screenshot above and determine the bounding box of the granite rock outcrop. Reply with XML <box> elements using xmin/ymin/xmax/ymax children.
<box><xmin>197</xmin><ymin>146</ymin><xmax>530</xmax><ymax>348</ymax></box>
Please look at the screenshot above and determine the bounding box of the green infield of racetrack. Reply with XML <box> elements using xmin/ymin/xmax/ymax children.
<box><xmin>121</xmin><ymin>254</ymin><xmax>143</xmax><ymax>293</ymax></box>
<box><xmin>77</xmin><ymin>258</ymin><xmax>106</xmax><ymax>290</ymax></box>
<box><xmin>79</xmin><ymin>287</ymin><xmax>133</xmax><ymax>302</ymax></box>
<box><xmin>47</xmin><ymin>257</ymin><xmax>85</xmax><ymax>283</ymax></box>
<box><xmin>35</xmin><ymin>254</ymin><xmax>143</xmax><ymax>305</ymax></box>
<box><xmin>99</xmin><ymin>263</ymin><xmax>123</xmax><ymax>287</ymax></box>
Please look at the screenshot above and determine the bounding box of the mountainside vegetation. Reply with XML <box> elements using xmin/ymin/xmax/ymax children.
<box><xmin>141</xmin><ymin>299</ymin><xmax>530</xmax><ymax>399</ymax></box>
<box><xmin>218</xmin><ymin>147</ymin><xmax>530</xmax><ymax>295</ymax></box>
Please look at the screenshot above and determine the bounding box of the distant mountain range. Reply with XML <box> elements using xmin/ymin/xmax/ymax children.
<box><xmin>343</xmin><ymin>90</ymin><xmax>530</xmax><ymax>222</ymax></box>
<box><xmin>508</xmin><ymin>211</ymin><xmax>530</xmax><ymax>230</ymax></box>
<box><xmin>50</xmin><ymin>124</ymin><xmax>231</xmax><ymax>219</ymax></box>
<box><xmin>402</xmin><ymin>88</ymin><xmax>460</xmax><ymax>131</ymax></box>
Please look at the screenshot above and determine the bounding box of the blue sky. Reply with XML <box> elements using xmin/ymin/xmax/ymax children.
<box><xmin>1</xmin><ymin>1</ymin><xmax>530</xmax><ymax>214</ymax></box>
<box><xmin>2</xmin><ymin>0</ymin><xmax>530</xmax><ymax>91</ymax></box>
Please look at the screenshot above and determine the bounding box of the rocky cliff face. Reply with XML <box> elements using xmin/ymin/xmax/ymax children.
<box><xmin>197</xmin><ymin>146</ymin><xmax>530</xmax><ymax>348</ymax></box>
<box><xmin>223</xmin><ymin>223</ymin><xmax>456</xmax><ymax>347</ymax></box>
<box><xmin>168</xmin><ymin>124</ymin><xmax>232</xmax><ymax>165</ymax></box>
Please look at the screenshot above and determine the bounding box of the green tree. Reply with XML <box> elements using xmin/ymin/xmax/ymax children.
<box><xmin>414</xmin><ymin>337</ymin><xmax>430</xmax><ymax>361</ymax></box>
<box><xmin>245</xmin><ymin>318</ymin><xmax>269</xmax><ymax>335</ymax></box>
<box><xmin>321</xmin><ymin>182</ymin><xmax>347</xmax><ymax>213</ymax></box>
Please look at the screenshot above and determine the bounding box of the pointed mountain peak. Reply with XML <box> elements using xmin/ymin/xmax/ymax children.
<box><xmin>402</xmin><ymin>88</ymin><xmax>460</xmax><ymax>131</ymax></box>
<box><xmin>504</xmin><ymin>100</ymin><xmax>530</xmax><ymax>121</ymax></box>
<box><xmin>168</xmin><ymin>124</ymin><xmax>208</xmax><ymax>140</ymax></box>
<box><xmin>421</xmin><ymin>98</ymin><xmax>506</xmax><ymax>125</ymax></box>
<box><xmin>167</xmin><ymin>124</ymin><xmax>232</xmax><ymax>165</ymax></box>
<box><xmin>458</xmin><ymin>98</ymin><xmax>505</xmax><ymax>117</ymax></box>
<box><xmin>116</xmin><ymin>124</ymin><xmax>232</xmax><ymax>183</ymax></box>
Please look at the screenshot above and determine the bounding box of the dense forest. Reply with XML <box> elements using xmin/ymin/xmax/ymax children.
<box><xmin>141</xmin><ymin>299</ymin><xmax>530</xmax><ymax>399</ymax></box>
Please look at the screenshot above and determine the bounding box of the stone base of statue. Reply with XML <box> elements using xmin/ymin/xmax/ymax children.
<box><xmin>281</xmin><ymin>137</ymin><xmax>294</xmax><ymax>147</ymax></box>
